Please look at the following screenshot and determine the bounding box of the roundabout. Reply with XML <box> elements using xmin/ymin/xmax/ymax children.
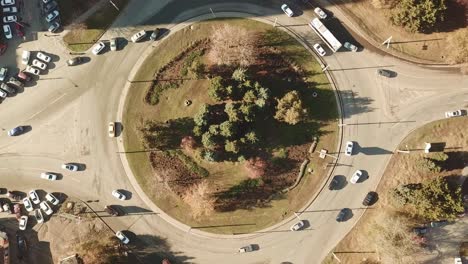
<box><xmin>0</xmin><ymin>1</ymin><xmax>467</xmax><ymax>263</ymax></box>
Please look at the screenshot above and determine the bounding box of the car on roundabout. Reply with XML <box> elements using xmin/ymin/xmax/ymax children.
<box><xmin>115</xmin><ymin>231</ymin><xmax>130</xmax><ymax>244</ymax></box>
<box><xmin>445</xmin><ymin>110</ymin><xmax>464</xmax><ymax>118</ymax></box>
<box><xmin>40</xmin><ymin>172</ymin><xmax>57</xmax><ymax>181</ymax></box>
<box><xmin>362</xmin><ymin>191</ymin><xmax>377</xmax><ymax>206</ymax></box>
<box><xmin>313</xmin><ymin>43</ymin><xmax>326</xmax><ymax>57</ymax></box>
<box><xmin>92</xmin><ymin>41</ymin><xmax>105</xmax><ymax>55</ymax></box>
<box><xmin>328</xmin><ymin>176</ymin><xmax>340</xmax><ymax>190</ymax></box>
<box><xmin>290</xmin><ymin>220</ymin><xmax>305</xmax><ymax>231</ymax></box>
<box><xmin>336</xmin><ymin>208</ymin><xmax>348</xmax><ymax>222</ymax></box>
<box><xmin>281</xmin><ymin>4</ymin><xmax>294</xmax><ymax>17</ymax></box>
<box><xmin>108</xmin><ymin>122</ymin><xmax>115</xmax><ymax>137</ymax></box>
<box><xmin>7</xmin><ymin>126</ymin><xmax>23</xmax><ymax>136</ymax></box>
<box><xmin>344</xmin><ymin>141</ymin><xmax>354</xmax><ymax>156</ymax></box>
<box><xmin>238</xmin><ymin>244</ymin><xmax>255</xmax><ymax>253</ymax></box>
<box><xmin>350</xmin><ymin>170</ymin><xmax>363</xmax><ymax>184</ymax></box>
<box><xmin>377</xmin><ymin>69</ymin><xmax>392</xmax><ymax>78</ymax></box>
<box><xmin>62</xmin><ymin>163</ymin><xmax>78</xmax><ymax>171</ymax></box>
<box><xmin>112</xmin><ymin>190</ymin><xmax>126</xmax><ymax>200</ymax></box>
<box><xmin>66</xmin><ymin>57</ymin><xmax>84</xmax><ymax>66</ymax></box>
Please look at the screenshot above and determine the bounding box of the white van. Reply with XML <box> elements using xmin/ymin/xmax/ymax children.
<box><xmin>21</xmin><ymin>50</ymin><xmax>30</xmax><ymax>65</ymax></box>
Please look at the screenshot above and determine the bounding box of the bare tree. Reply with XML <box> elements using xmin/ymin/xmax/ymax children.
<box><xmin>209</xmin><ymin>24</ymin><xmax>257</xmax><ymax>67</ymax></box>
<box><xmin>244</xmin><ymin>157</ymin><xmax>268</xmax><ymax>179</ymax></box>
<box><xmin>183</xmin><ymin>181</ymin><xmax>216</xmax><ymax>218</ymax></box>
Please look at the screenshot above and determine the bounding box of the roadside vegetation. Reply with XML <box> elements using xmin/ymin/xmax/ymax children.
<box><xmin>326</xmin><ymin>117</ymin><xmax>468</xmax><ymax>263</ymax></box>
<box><xmin>123</xmin><ymin>18</ymin><xmax>338</xmax><ymax>234</ymax></box>
<box><xmin>56</xmin><ymin>0</ymin><xmax>99</xmax><ymax>26</ymax></box>
<box><xmin>62</xmin><ymin>0</ymin><xmax>128</xmax><ymax>52</ymax></box>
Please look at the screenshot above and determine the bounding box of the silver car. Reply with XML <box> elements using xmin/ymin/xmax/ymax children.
<box><xmin>314</xmin><ymin>7</ymin><xmax>327</xmax><ymax>19</ymax></box>
<box><xmin>313</xmin><ymin>43</ymin><xmax>326</xmax><ymax>57</ymax></box>
<box><xmin>32</xmin><ymin>59</ymin><xmax>47</xmax><ymax>70</ymax></box>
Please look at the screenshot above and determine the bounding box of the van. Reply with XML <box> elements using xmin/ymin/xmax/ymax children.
<box><xmin>131</xmin><ymin>30</ymin><xmax>146</xmax><ymax>43</ymax></box>
<box><xmin>21</xmin><ymin>50</ymin><xmax>30</xmax><ymax>65</ymax></box>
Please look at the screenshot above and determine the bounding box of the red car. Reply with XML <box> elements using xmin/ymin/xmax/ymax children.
<box><xmin>15</xmin><ymin>23</ymin><xmax>24</xmax><ymax>37</ymax></box>
<box><xmin>0</xmin><ymin>44</ymin><xmax>6</xmax><ymax>56</ymax></box>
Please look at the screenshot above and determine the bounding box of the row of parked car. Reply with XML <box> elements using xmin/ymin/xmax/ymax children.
<box><xmin>90</xmin><ymin>28</ymin><xmax>162</xmax><ymax>55</ymax></box>
<box><xmin>1</xmin><ymin>0</ymin><xmax>26</xmax><ymax>39</ymax></box>
<box><xmin>42</xmin><ymin>0</ymin><xmax>61</xmax><ymax>33</ymax></box>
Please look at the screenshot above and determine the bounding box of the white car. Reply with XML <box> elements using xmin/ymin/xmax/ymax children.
<box><xmin>0</xmin><ymin>67</ymin><xmax>7</xmax><ymax>81</ymax></box>
<box><xmin>19</xmin><ymin>216</ymin><xmax>28</xmax><ymax>230</ymax></box>
<box><xmin>115</xmin><ymin>231</ymin><xmax>130</xmax><ymax>244</ymax></box>
<box><xmin>40</xmin><ymin>172</ymin><xmax>57</xmax><ymax>181</ymax></box>
<box><xmin>37</xmin><ymin>52</ymin><xmax>51</xmax><ymax>63</ymax></box>
<box><xmin>344</xmin><ymin>41</ymin><xmax>358</xmax><ymax>52</ymax></box>
<box><xmin>3</xmin><ymin>24</ymin><xmax>12</xmax><ymax>39</ymax></box>
<box><xmin>290</xmin><ymin>220</ymin><xmax>305</xmax><ymax>231</ymax></box>
<box><xmin>0</xmin><ymin>89</ymin><xmax>6</xmax><ymax>99</ymax></box>
<box><xmin>281</xmin><ymin>4</ymin><xmax>294</xmax><ymax>17</ymax></box>
<box><xmin>45</xmin><ymin>10</ymin><xmax>59</xmax><ymax>22</ymax></box>
<box><xmin>22</xmin><ymin>50</ymin><xmax>31</xmax><ymax>65</ymax></box>
<box><xmin>25</xmin><ymin>66</ymin><xmax>41</xmax><ymax>76</ymax></box>
<box><xmin>314</xmin><ymin>7</ymin><xmax>327</xmax><ymax>19</ymax></box>
<box><xmin>112</xmin><ymin>190</ymin><xmax>126</xmax><ymax>200</ymax></box>
<box><xmin>29</xmin><ymin>190</ymin><xmax>40</xmax><ymax>204</ymax></box>
<box><xmin>3</xmin><ymin>15</ymin><xmax>16</xmax><ymax>23</ymax></box>
<box><xmin>2</xmin><ymin>203</ymin><xmax>9</xmax><ymax>212</ymax></box>
<box><xmin>131</xmin><ymin>30</ymin><xmax>146</xmax><ymax>43</ymax></box>
<box><xmin>445</xmin><ymin>110</ymin><xmax>463</xmax><ymax>118</ymax></box>
<box><xmin>62</xmin><ymin>163</ymin><xmax>78</xmax><ymax>171</ymax></box>
<box><xmin>0</xmin><ymin>0</ymin><xmax>15</xmax><ymax>6</ymax></box>
<box><xmin>40</xmin><ymin>201</ymin><xmax>53</xmax><ymax>215</ymax></box>
<box><xmin>110</xmin><ymin>38</ymin><xmax>117</xmax><ymax>51</ymax></box>
<box><xmin>350</xmin><ymin>170</ymin><xmax>363</xmax><ymax>184</ymax></box>
<box><xmin>22</xmin><ymin>197</ymin><xmax>33</xmax><ymax>212</ymax></box>
<box><xmin>313</xmin><ymin>43</ymin><xmax>326</xmax><ymax>57</ymax></box>
<box><xmin>345</xmin><ymin>141</ymin><xmax>354</xmax><ymax>156</ymax></box>
<box><xmin>92</xmin><ymin>41</ymin><xmax>105</xmax><ymax>55</ymax></box>
<box><xmin>45</xmin><ymin>193</ymin><xmax>59</xmax><ymax>205</ymax></box>
<box><xmin>34</xmin><ymin>209</ymin><xmax>44</xmax><ymax>223</ymax></box>
<box><xmin>32</xmin><ymin>59</ymin><xmax>47</xmax><ymax>70</ymax></box>
<box><xmin>108</xmin><ymin>122</ymin><xmax>115</xmax><ymax>137</ymax></box>
<box><xmin>2</xmin><ymin>6</ymin><xmax>17</xmax><ymax>13</ymax></box>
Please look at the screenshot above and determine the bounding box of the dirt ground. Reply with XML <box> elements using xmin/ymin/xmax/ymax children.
<box><xmin>324</xmin><ymin>117</ymin><xmax>468</xmax><ymax>264</ymax></box>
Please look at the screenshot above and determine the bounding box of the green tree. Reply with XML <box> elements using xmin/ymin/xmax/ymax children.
<box><xmin>201</xmin><ymin>132</ymin><xmax>217</xmax><ymax>149</ymax></box>
<box><xmin>390</xmin><ymin>0</ymin><xmax>447</xmax><ymax>33</ymax></box>
<box><xmin>225</xmin><ymin>102</ymin><xmax>241</xmax><ymax>122</ymax></box>
<box><xmin>244</xmin><ymin>131</ymin><xmax>259</xmax><ymax>144</ymax></box>
<box><xmin>194</xmin><ymin>104</ymin><xmax>210</xmax><ymax>127</ymax></box>
<box><xmin>274</xmin><ymin>91</ymin><xmax>308</xmax><ymax>125</ymax></box>
<box><xmin>208</xmin><ymin>76</ymin><xmax>230</xmax><ymax>101</ymax></box>
<box><xmin>416</xmin><ymin>157</ymin><xmax>441</xmax><ymax>173</ymax></box>
<box><xmin>240</xmin><ymin>103</ymin><xmax>256</xmax><ymax>122</ymax></box>
<box><xmin>188</xmin><ymin>60</ymin><xmax>205</xmax><ymax>79</ymax></box>
<box><xmin>209</xmin><ymin>124</ymin><xmax>220</xmax><ymax>136</ymax></box>
<box><xmin>193</xmin><ymin>125</ymin><xmax>203</xmax><ymax>137</ymax></box>
<box><xmin>225</xmin><ymin>140</ymin><xmax>240</xmax><ymax>153</ymax></box>
<box><xmin>232</xmin><ymin>67</ymin><xmax>248</xmax><ymax>82</ymax></box>
<box><xmin>203</xmin><ymin>150</ymin><xmax>217</xmax><ymax>161</ymax></box>
<box><xmin>219</xmin><ymin>121</ymin><xmax>236</xmax><ymax>138</ymax></box>
<box><xmin>243</xmin><ymin>90</ymin><xmax>257</xmax><ymax>103</ymax></box>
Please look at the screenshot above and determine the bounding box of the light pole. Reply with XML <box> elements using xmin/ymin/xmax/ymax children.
<box><xmin>209</xmin><ymin>8</ymin><xmax>216</xmax><ymax>18</ymax></box>
<box><xmin>109</xmin><ymin>0</ymin><xmax>119</xmax><ymax>11</ymax></box>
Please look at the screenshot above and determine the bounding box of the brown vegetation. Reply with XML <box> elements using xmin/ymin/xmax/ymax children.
<box><xmin>182</xmin><ymin>181</ymin><xmax>216</xmax><ymax>218</ymax></box>
<box><xmin>244</xmin><ymin>157</ymin><xmax>268</xmax><ymax>179</ymax></box>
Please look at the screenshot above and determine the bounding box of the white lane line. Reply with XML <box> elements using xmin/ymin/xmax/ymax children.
<box><xmin>27</xmin><ymin>93</ymin><xmax>66</xmax><ymax>121</ymax></box>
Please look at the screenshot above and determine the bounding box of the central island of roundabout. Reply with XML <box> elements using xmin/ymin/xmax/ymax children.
<box><xmin>121</xmin><ymin>17</ymin><xmax>339</xmax><ymax>235</ymax></box>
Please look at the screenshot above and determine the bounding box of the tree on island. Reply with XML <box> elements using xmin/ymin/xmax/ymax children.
<box><xmin>274</xmin><ymin>90</ymin><xmax>308</xmax><ymax>125</ymax></box>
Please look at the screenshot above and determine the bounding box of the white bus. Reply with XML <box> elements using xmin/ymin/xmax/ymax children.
<box><xmin>309</xmin><ymin>18</ymin><xmax>342</xmax><ymax>52</ymax></box>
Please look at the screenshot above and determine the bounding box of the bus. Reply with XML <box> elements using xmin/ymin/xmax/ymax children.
<box><xmin>309</xmin><ymin>18</ymin><xmax>342</xmax><ymax>52</ymax></box>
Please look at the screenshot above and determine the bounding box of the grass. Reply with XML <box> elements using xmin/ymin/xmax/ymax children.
<box><xmin>329</xmin><ymin>117</ymin><xmax>468</xmax><ymax>263</ymax></box>
<box><xmin>62</xmin><ymin>0</ymin><xmax>128</xmax><ymax>52</ymax></box>
<box><xmin>123</xmin><ymin>18</ymin><xmax>338</xmax><ymax>234</ymax></box>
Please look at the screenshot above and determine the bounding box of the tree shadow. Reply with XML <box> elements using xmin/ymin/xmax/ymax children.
<box><xmin>339</xmin><ymin>90</ymin><xmax>375</xmax><ymax>118</ymax></box>
<box><xmin>128</xmin><ymin>234</ymin><xmax>194</xmax><ymax>264</ymax></box>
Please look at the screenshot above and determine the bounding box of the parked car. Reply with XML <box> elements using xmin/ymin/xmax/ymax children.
<box><xmin>45</xmin><ymin>193</ymin><xmax>59</xmax><ymax>205</ymax></box>
<box><xmin>16</xmin><ymin>233</ymin><xmax>27</xmax><ymax>259</ymax></box>
<box><xmin>32</xmin><ymin>59</ymin><xmax>47</xmax><ymax>70</ymax></box>
<box><xmin>280</xmin><ymin>4</ymin><xmax>294</xmax><ymax>17</ymax></box>
<box><xmin>328</xmin><ymin>176</ymin><xmax>340</xmax><ymax>190</ymax></box>
<box><xmin>24</xmin><ymin>66</ymin><xmax>40</xmax><ymax>76</ymax></box>
<box><xmin>290</xmin><ymin>220</ymin><xmax>305</xmax><ymax>231</ymax></box>
<box><xmin>445</xmin><ymin>110</ymin><xmax>464</xmax><ymax>118</ymax></box>
<box><xmin>105</xmin><ymin>205</ymin><xmax>124</xmax><ymax>216</ymax></box>
<box><xmin>2</xmin><ymin>6</ymin><xmax>17</xmax><ymax>13</ymax></box>
<box><xmin>34</xmin><ymin>209</ymin><xmax>44</xmax><ymax>223</ymax></box>
<box><xmin>0</xmin><ymin>0</ymin><xmax>15</xmax><ymax>7</ymax></box>
<box><xmin>17</xmin><ymin>72</ymin><xmax>31</xmax><ymax>82</ymax></box>
<box><xmin>13</xmin><ymin>203</ymin><xmax>20</xmax><ymax>215</ymax></box>
<box><xmin>131</xmin><ymin>30</ymin><xmax>146</xmax><ymax>43</ymax></box>
<box><xmin>0</xmin><ymin>67</ymin><xmax>7</xmax><ymax>81</ymax></box>
<box><xmin>42</xmin><ymin>0</ymin><xmax>52</xmax><ymax>4</ymax></box>
<box><xmin>37</xmin><ymin>52</ymin><xmax>51</xmax><ymax>63</ymax></box>
<box><xmin>91</xmin><ymin>41</ymin><xmax>105</xmax><ymax>55</ymax></box>
<box><xmin>7</xmin><ymin>77</ymin><xmax>23</xmax><ymax>89</ymax></box>
<box><xmin>336</xmin><ymin>208</ymin><xmax>347</xmax><ymax>222</ymax></box>
<box><xmin>22</xmin><ymin>198</ymin><xmax>33</xmax><ymax>212</ymax></box>
<box><xmin>110</xmin><ymin>38</ymin><xmax>117</xmax><ymax>51</ymax></box>
<box><xmin>0</xmin><ymin>89</ymin><xmax>7</xmax><ymax>99</ymax></box>
<box><xmin>19</xmin><ymin>216</ymin><xmax>28</xmax><ymax>230</ymax></box>
<box><xmin>45</xmin><ymin>10</ymin><xmax>59</xmax><ymax>22</ymax></box>
<box><xmin>149</xmin><ymin>28</ymin><xmax>160</xmax><ymax>41</ymax></box>
<box><xmin>344</xmin><ymin>41</ymin><xmax>358</xmax><ymax>52</ymax></box>
<box><xmin>7</xmin><ymin>126</ymin><xmax>24</xmax><ymax>136</ymax></box>
<box><xmin>29</xmin><ymin>190</ymin><xmax>40</xmax><ymax>204</ymax></box>
<box><xmin>377</xmin><ymin>69</ymin><xmax>392</xmax><ymax>77</ymax></box>
<box><xmin>48</xmin><ymin>21</ymin><xmax>60</xmax><ymax>33</ymax></box>
<box><xmin>43</xmin><ymin>0</ymin><xmax>57</xmax><ymax>13</ymax></box>
<box><xmin>3</xmin><ymin>24</ymin><xmax>12</xmax><ymax>39</ymax></box>
<box><xmin>350</xmin><ymin>170</ymin><xmax>363</xmax><ymax>184</ymax></box>
<box><xmin>238</xmin><ymin>244</ymin><xmax>255</xmax><ymax>253</ymax></box>
<box><xmin>344</xmin><ymin>141</ymin><xmax>354</xmax><ymax>156</ymax></box>
<box><xmin>39</xmin><ymin>201</ymin><xmax>53</xmax><ymax>215</ymax></box>
<box><xmin>412</xmin><ymin>227</ymin><xmax>428</xmax><ymax>236</ymax></box>
<box><xmin>2</xmin><ymin>202</ymin><xmax>10</xmax><ymax>212</ymax></box>
<box><xmin>430</xmin><ymin>220</ymin><xmax>448</xmax><ymax>228</ymax></box>
<box><xmin>108</xmin><ymin>122</ymin><xmax>115</xmax><ymax>137</ymax></box>
<box><xmin>314</xmin><ymin>7</ymin><xmax>327</xmax><ymax>19</ymax></box>
<box><xmin>313</xmin><ymin>43</ymin><xmax>326</xmax><ymax>57</ymax></box>
<box><xmin>66</xmin><ymin>57</ymin><xmax>84</xmax><ymax>66</ymax></box>
<box><xmin>61</xmin><ymin>163</ymin><xmax>78</xmax><ymax>171</ymax></box>
<box><xmin>362</xmin><ymin>191</ymin><xmax>377</xmax><ymax>206</ymax></box>
<box><xmin>21</xmin><ymin>51</ymin><xmax>31</xmax><ymax>65</ymax></box>
<box><xmin>111</xmin><ymin>190</ymin><xmax>126</xmax><ymax>200</ymax></box>
<box><xmin>1</xmin><ymin>83</ymin><xmax>15</xmax><ymax>95</ymax></box>
<box><xmin>115</xmin><ymin>231</ymin><xmax>130</xmax><ymax>244</ymax></box>
<box><xmin>7</xmin><ymin>191</ymin><xmax>21</xmax><ymax>200</ymax></box>
<box><xmin>40</xmin><ymin>172</ymin><xmax>57</xmax><ymax>181</ymax></box>
<box><xmin>3</xmin><ymin>15</ymin><xmax>17</xmax><ymax>23</ymax></box>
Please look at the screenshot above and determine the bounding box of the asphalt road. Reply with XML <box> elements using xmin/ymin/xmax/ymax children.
<box><xmin>0</xmin><ymin>0</ymin><xmax>467</xmax><ymax>263</ymax></box>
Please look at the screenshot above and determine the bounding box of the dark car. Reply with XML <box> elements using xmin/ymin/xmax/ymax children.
<box><xmin>43</xmin><ymin>0</ymin><xmax>57</xmax><ymax>13</ymax></box>
<box><xmin>48</xmin><ymin>21</ymin><xmax>60</xmax><ymax>33</ymax></box>
<box><xmin>412</xmin><ymin>227</ymin><xmax>428</xmax><ymax>236</ymax></box>
<box><xmin>336</xmin><ymin>208</ymin><xmax>348</xmax><ymax>222</ymax></box>
<box><xmin>105</xmin><ymin>205</ymin><xmax>124</xmax><ymax>216</ymax></box>
<box><xmin>7</xmin><ymin>77</ymin><xmax>23</xmax><ymax>88</ymax></box>
<box><xmin>17</xmin><ymin>71</ymin><xmax>31</xmax><ymax>82</ymax></box>
<box><xmin>8</xmin><ymin>126</ymin><xmax>24</xmax><ymax>136</ymax></box>
<box><xmin>150</xmin><ymin>28</ymin><xmax>160</xmax><ymax>41</ymax></box>
<box><xmin>67</xmin><ymin>57</ymin><xmax>84</xmax><ymax>66</ymax></box>
<box><xmin>7</xmin><ymin>191</ymin><xmax>22</xmax><ymax>201</ymax></box>
<box><xmin>362</xmin><ymin>191</ymin><xmax>377</xmax><ymax>206</ymax></box>
<box><xmin>16</xmin><ymin>232</ymin><xmax>27</xmax><ymax>259</ymax></box>
<box><xmin>328</xmin><ymin>176</ymin><xmax>339</xmax><ymax>190</ymax></box>
<box><xmin>0</xmin><ymin>83</ymin><xmax>15</xmax><ymax>95</ymax></box>
<box><xmin>377</xmin><ymin>69</ymin><xmax>392</xmax><ymax>78</ymax></box>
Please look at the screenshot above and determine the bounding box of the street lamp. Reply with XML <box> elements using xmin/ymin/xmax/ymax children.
<box><xmin>109</xmin><ymin>0</ymin><xmax>119</xmax><ymax>11</ymax></box>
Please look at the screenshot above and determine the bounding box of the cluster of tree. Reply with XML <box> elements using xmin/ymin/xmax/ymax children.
<box><xmin>390</xmin><ymin>0</ymin><xmax>447</xmax><ymax>33</ymax></box>
<box><xmin>416</xmin><ymin>152</ymin><xmax>448</xmax><ymax>173</ymax></box>
<box><xmin>78</xmin><ymin>234</ymin><xmax>126</xmax><ymax>264</ymax></box>
<box><xmin>274</xmin><ymin>90</ymin><xmax>308</xmax><ymax>125</ymax></box>
<box><xmin>209</xmin><ymin>24</ymin><xmax>257</xmax><ymax>67</ymax></box>
<box><xmin>391</xmin><ymin>176</ymin><xmax>464</xmax><ymax>220</ymax></box>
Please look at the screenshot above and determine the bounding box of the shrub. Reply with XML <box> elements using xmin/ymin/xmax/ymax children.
<box><xmin>274</xmin><ymin>90</ymin><xmax>308</xmax><ymax>125</ymax></box>
<box><xmin>232</xmin><ymin>67</ymin><xmax>248</xmax><ymax>82</ymax></box>
<box><xmin>183</xmin><ymin>181</ymin><xmax>216</xmax><ymax>218</ymax></box>
<box><xmin>180</xmin><ymin>136</ymin><xmax>197</xmax><ymax>151</ymax></box>
<box><xmin>416</xmin><ymin>157</ymin><xmax>441</xmax><ymax>173</ymax></box>
<box><xmin>390</xmin><ymin>0</ymin><xmax>447</xmax><ymax>33</ymax></box>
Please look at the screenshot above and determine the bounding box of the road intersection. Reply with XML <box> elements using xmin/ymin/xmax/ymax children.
<box><xmin>0</xmin><ymin>0</ymin><xmax>467</xmax><ymax>263</ymax></box>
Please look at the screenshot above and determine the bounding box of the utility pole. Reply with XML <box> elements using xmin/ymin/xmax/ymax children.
<box><xmin>322</xmin><ymin>64</ymin><xmax>330</xmax><ymax>71</ymax></box>
<box><xmin>209</xmin><ymin>8</ymin><xmax>216</xmax><ymax>18</ymax></box>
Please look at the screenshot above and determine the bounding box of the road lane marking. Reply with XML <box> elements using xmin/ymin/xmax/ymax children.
<box><xmin>27</xmin><ymin>93</ymin><xmax>66</xmax><ymax>121</ymax></box>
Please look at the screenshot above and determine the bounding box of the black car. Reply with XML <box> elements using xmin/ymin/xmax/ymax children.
<box><xmin>43</xmin><ymin>0</ymin><xmax>57</xmax><ymax>13</ymax></box>
<box><xmin>362</xmin><ymin>191</ymin><xmax>377</xmax><ymax>206</ymax></box>
<box><xmin>67</xmin><ymin>57</ymin><xmax>84</xmax><ymax>66</ymax></box>
<box><xmin>105</xmin><ymin>205</ymin><xmax>124</xmax><ymax>216</ymax></box>
<box><xmin>16</xmin><ymin>233</ymin><xmax>27</xmax><ymax>259</ymax></box>
<box><xmin>328</xmin><ymin>176</ymin><xmax>339</xmax><ymax>190</ymax></box>
<box><xmin>48</xmin><ymin>21</ymin><xmax>60</xmax><ymax>33</ymax></box>
<box><xmin>377</xmin><ymin>69</ymin><xmax>392</xmax><ymax>78</ymax></box>
<box><xmin>150</xmin><ymin>28</ymin><xmax>161</xmax><ymax>41</ymax></box>
<box><xmin>336</xmin><ymin>208</ymin><xmax>348</xmax><ymax>222</ymax></box>
<box><xmin>7</xmin><ymin>77</ymin><xmax>23</xmax><ymax>89</ymax></box>
<box><xmin>0</xmin><ymin>83</ymin><xmax>15</xmax><ymax>95</ymax></box>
